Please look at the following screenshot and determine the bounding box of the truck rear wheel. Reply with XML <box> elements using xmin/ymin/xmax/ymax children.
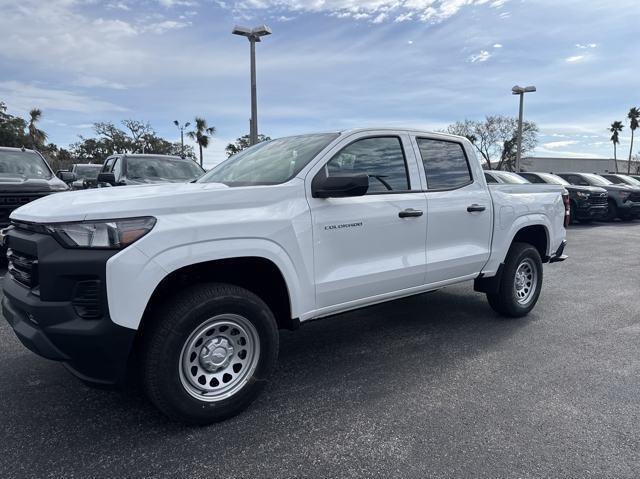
<box><xmin>141</xmin><ymin>283</ymin><xmax>278</xmax><ymax>425</ymax></box>
<box><xmin>486</xmin><ymin>242</ymin><xmax>543</xmax><ymax>318</ymax></box>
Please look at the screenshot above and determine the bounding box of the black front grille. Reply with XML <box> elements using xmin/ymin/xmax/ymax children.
<box><xmin>72</xmin><ymin>280</ymin><xmax>102</xmax><ymax>319</ymax></box>
<box><xmin>628</xmin><ymin>192</ymin><xmax>640</xmax><ymax>202</ymax></box>
<box><xmin>589</xmin><ymin>194</ymin><xmax>608</xmax><ymax>206</ymax></box>
<box><xmin>7</xmin><ymin>248</ymin><xmax>38</xmax><ymax>288</ymax></box>
<box><xmin>0</xmin><ymin>194</ymin><xmax>48</xmax><ymax>225</ymax></box>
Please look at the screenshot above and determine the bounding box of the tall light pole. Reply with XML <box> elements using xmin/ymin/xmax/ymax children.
<box><xmin>173</xmin><ymin>120</ymin><xmax>191</xmax><ymax>157</ymax></box>
<box><xmin>232</xmin><ymin>24</ymin><xmax>271</xmax><ymax>146</ymax></box>
<box><xmin>512</xmin><ymin>85</ymin><xmax>536</xmax><ymax>172</ymax></box>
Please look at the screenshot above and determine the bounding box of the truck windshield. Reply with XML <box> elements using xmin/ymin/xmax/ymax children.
<box><xmin>0</xmin><ymin>150</ymin><xmax>53</xmax><ymax>180</ymax></box>
<box><xmin>198</xmin><ymin>133</ymin><xmax>339</xmax><ymax>186</ymax></box>
<box><xmin>126</xmin><ymin>157</ymin><xmax>204</xmax><ymax>181</ymax></box>
<box><xmin>537</xmin><ymin>173</ymin><xmax>570</xmax><ymax>185</ymax></box>
<box><xmin>582</xmin><ymin>173</ymin><xmax>612</xmax><ymax>186</ymax></box>
<box><xmin>74</xmin><ymin>165</ymin><xmax>101</xmax><ymax>180</ymax></box>
<box><xmin>495</xmin><ymin>171</ymin><xmax>530</xmax><ymax>184</ymax></box>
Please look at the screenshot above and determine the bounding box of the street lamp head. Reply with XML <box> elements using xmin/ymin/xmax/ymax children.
<box><xmin>185</xmin><ymin>122</ymin><xmax>191</xmax><ymax>128</ymax></box>
<box><xmin>232</xmin><ymin>24</ymin><xmax>272</xmax><ymax>41</ymax></box>
<box><xmin>512</xmin><ymin>85</ymin><xmax>537</xmax><ymax>94</ymax></box>
<box><xmin>173</xmin><ymin>120</ymin><xmax>179</xmax><ymax>126</ymax></box>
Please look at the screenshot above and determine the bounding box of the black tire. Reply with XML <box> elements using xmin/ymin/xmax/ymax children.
<box><xmin>486</xmin><ymin>242</ymin><xmax>543</xmax><ymax>318</ymax></box>
<box><xmin>606</xmin><ymin>200</ymin><xmax>618</xmax><ymax>221</ymax></box>
<box><xmin>141</xmin><ymin>283</ymin><xmax>279</xmax><ymax>425</ymax></box>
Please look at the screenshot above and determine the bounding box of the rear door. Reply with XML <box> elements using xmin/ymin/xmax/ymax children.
<box><xmin>307</xmin><ymin>132</ymin><xmax>428</xmax><ymax>309</ymax></box>
<box><xmin>412</xmin><ymin>136</ymin><xmax>493</xmax><ymax>284</ymax></box>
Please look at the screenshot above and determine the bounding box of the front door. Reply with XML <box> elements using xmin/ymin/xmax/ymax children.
<box><xmin>307</xmin><ymin>134</ymin><xmax>428</xmax><ymax>309</ymax></box>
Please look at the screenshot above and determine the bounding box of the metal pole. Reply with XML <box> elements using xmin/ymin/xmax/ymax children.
<box><xmin>180</xmin><ymin>128</ymin><xmax>184</xmax><ymax>157</ymax></box>
<box><xmin>249</xmin><ymin>38</ymin><xmax>258</xmax><ymax>146</ymax></box>
<box><xmin>515</xmin><ymin>93</ymin><xmax>524</xmax><ymax>172</ymax></box>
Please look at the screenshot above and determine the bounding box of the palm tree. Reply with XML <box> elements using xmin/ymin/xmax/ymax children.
<box><xmin>609</xmin><ymin>121</ymin><xmax>624</xmax><ymax>173</ymax></box>
<box><xmin>187</xmin><ymin>117</ymin><xmax>215</xmax><ymax>167</ymax></box>
<box><xmin>627</xmin><ymin>107</ymin><xmax>640</xmax><ymax>174</ymax></box>
<box><xmin>27</xmin><ymin>108</ymin><xmax>47</xmax><ymax>149</ymax></box>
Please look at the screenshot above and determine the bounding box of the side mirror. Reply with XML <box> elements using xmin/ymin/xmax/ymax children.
<box><xmin>312</xmin><ymin>173</ymin><xmax>369</xmax><ymax>198</ymax></box>
<box><xmin>58</xmin><ymin>171</ymin><xmax>77</xmax><ymax>183</ymax></box>
<box><xmin>97</xmin><ymin>172</ymin><xmax>116</xmax><ymax>185</ymax></box>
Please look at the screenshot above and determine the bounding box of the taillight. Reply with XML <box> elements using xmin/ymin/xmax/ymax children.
<box><xmin>562</xmin><ymin>192</ymin><xmax>570</xmax><ymax>227</ymax></box>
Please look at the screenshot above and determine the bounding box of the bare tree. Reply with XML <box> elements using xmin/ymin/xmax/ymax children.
<box><xmin>446</xmin><ymin>115</ymin><xmax>538</xmax><ymax>170</ymax></box>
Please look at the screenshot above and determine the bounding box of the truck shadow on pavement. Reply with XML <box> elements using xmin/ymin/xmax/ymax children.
<box><xmin>1</xmin><ymin>285</ymin><xmax>531</xmax><ymax>436</ymax></box>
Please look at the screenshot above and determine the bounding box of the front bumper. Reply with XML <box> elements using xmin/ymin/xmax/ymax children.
<box><xmin>574</xmin><ymin>203</ymin><xmax>607</xmax><ymax>220</ymax></box>
<box><xmin>618</xmin><ymin>201</ymin><xmax>640</xmax><ymax>218</ymax></box>
<box><xmin>2</xmin><ymin>226</ymin><xmax>136</xmax><ymax>386</ymax></box>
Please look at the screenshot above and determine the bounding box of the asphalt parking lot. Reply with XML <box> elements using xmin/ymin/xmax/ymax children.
<box><xmin>1</xmin><ymin>222</ymin><xmax>639</xmax><ymax>479</ymax></box>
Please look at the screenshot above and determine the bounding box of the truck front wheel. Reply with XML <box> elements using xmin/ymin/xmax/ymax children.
<box><xmin>486</xmin><ymin>242</ymin><xmax>543</xmax><ymax>317</ymax></box>
<box><xmin>141</xmin><ymin>283</ymin><xmax>279</xmax><ymax>424</ymax></box>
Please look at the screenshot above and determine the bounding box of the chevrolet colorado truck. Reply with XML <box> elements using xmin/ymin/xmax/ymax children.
<box><xmin>2</xmin><ymin>129</ymin><xmax>568</xmax><ymax>424</ymax></box>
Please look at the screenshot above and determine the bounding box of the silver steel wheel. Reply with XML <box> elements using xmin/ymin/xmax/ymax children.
<box><xmin>514</xmin><ymin>258</ymin><xmax>537</xmax><ymax>305</ymax></box>
<box><xmin>178</xmin><ymin>314</ymin><xmax>260</xmax><ymax>402</ymax></box>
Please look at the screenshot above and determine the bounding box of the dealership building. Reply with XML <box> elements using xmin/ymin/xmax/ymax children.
<box><xmin>521</xmin><ymin>157</ymin><xmax>638</xmax><ymax>174</ymax></box>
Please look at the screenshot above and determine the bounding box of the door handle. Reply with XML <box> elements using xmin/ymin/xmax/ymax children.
<box><xmin>399</xmin><ymin>208</ymin><xmax>424</xmax><ymax>218</ymax></box>
<box><xmin>467</xmin><ymin>204</ymin><xmax>486</xmax><ymax>212</ymax></box>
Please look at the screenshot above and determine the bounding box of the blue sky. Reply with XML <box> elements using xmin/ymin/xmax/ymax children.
<box><xmin>0</xmin><ymin>0</ymin><xmax>637</xmax><ymax>167</ymax></box>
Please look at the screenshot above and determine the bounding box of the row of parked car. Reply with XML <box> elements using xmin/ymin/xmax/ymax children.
<box><xmin>484</xmin><ymin>170</ymin><xmax>640</xmax><ymax>223</ymax></box>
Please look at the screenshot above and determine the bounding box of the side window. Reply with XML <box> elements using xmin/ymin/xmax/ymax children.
<box><xmin>417</xmin><ymin>138</ymin><xmax>472</xmax><ymax>190</ymax></box>
<box><xmin>112</xmin><ymin>158</ymin><xmax>122</xmax><ymax>180</ymax></box>
<box><xmin>484</xmin><ymin>172</ymin><xmax>498</xmax><ymax>183</ymax></box>
<box><xmin>573</xmin><ymin>175</ymin><xmax>589</xmax><ymax>186</ymax></box>
<box><xmin>324</xmin><ymin>137</ymin><xmax>410</xmax><ymax>193</ymax></box>
<box><xmin>102</xmin><ymin>158</ymin><xmax>115</xmax><ymax>172</ymax></box>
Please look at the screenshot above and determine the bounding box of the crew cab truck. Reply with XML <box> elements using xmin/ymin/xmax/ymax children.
<box><xmin>2</xmin><ymin>129</ymin><xmax>567</xmax><ymax>425</ymax></box>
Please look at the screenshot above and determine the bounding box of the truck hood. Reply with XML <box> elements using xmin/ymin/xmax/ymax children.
<box><xmin>10</xmin><ymin>180</ymin><xmax>301</xmax><ymax>223</ymax></box>
<box><xmin>0</xmin><ymin>175</ymin><xmax>68</xmax><ymax>193</ymax></box>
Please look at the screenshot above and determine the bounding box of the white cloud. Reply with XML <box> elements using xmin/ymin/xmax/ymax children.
<box><xmin>542</xmin><ymin>140</ymin><xmax>579</xmax><ymax>149</ymax></box>
<box><xmin>142</xmin><ymin>20</ymin><xmax>190</xmax><ymax>34</ymax></box>
<box><xmin>576</xmin><ymin>43</ymin><xmax>597</xmax><ymax>49</ymax></box>
<box><xmin>73</xmin><ymin>76</ymin><xmax>128</xmax><ymax>90</ymax></box>
<box><xmin>493</xmin><ymin>43</ymin><xmax>503</xmax><ymax>48</ymax></box>
<box><xmin>231</xmin><ymin>0</ymin><xmax>510</xmax><ymax>23</ymax></box>
<box><xmin>0</xmin><ymin>81</ymin><xmax>128</xmax><ymax>114</ymax></box>
<box><xmin>566</xmin><ymin>55</ymin><xmax>586</xmax><ymax>63</ymax></box>
<box><xmin>468</xmin><ymin>50</ymin><xmax>491</xmax><ymax>63</ymax></box>
<box><xmin>157</xmin><ymin>0</ymin><xmax>198</xmax><ymax>7</ymax></box>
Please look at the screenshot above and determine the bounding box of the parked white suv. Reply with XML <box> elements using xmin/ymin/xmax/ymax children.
<box><xmin>3</xmin><ymin>128</ymin><xmax>567</xmax><ymax>424</ymax></box>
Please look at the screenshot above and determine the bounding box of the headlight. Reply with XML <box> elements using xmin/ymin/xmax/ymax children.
<box><xmin>575</xmin><ymin>191</ymin><xmax>590</xmax><ymax>198</ymax></box>
<box><xmin>46</xmin><ymin>217</ymin><xmax>156</xmax><ymax>249</ymax></box>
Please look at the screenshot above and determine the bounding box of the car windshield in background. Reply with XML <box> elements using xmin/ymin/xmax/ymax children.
<box><xmin>538</xmin><ymin>173</ymin><xmax>570</xmax><ymax>185</ymax></box>
<box><xmin>74</xmin><ymin>165</ymin><xmax>101</xmax><ymax>180</ymax></box>
<box><xmin>582</xmin><ymin>173</ymin><xmax>612</xmax><ymax>186</ymax></box>
<box><xmin>127</xmin><ymin>157</ymin><xmax>204</xmax><ymax>181</ymax></box>
<box><xmin>621</xmin><ymin>176</ymin><xmax>640</xmax><ymax>186</ymax></box>
<box><xmin>495</xmin><ymin>171</ymin><xmax>530</xmax><ymax>184</ymax></box>
<box><xmin>199</xmin><ymin>133</ymin><xmax>339</xmax><ymax>186</ymax></box>
<box><xmin>0</xmin><ymin>150</ymin><xmax>52</xmax><ymax>180</ymax></box>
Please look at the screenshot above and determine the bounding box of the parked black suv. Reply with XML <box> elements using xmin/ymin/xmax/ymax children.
<box><xmin>518</xmin><ymin>172</ymin><xmax>608</xmax><ymax>223</ymax></box>
<box><xmin>97</xmin><ymin>154</ymin><xmax>205</xmax><ymax>186</ymax></box>
<box><xmin>557</xmin><ymin>172</ymin><xmax>640</xmax><ymax>221</ymax></box>
<box><xmin>600</xmin><ymin>173</ymin><xmax>640</xmax><ymax>188</ymax></box>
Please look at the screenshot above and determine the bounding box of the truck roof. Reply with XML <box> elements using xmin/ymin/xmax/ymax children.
<box><xmin>338</xmin><ymin>127</ymin><xmax>467</xmax><ymax>142</ymax></box>
<box><xmin>0</xmin><ymin>146</ymin><xmax>37</xmax><ymax>153</ymax></box>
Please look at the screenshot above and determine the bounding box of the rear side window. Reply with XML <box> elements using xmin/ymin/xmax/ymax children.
<box><xmin>325</xmin><ymin>136</ymin><xmax>410</xmax><ymax>193</ymax></box>
<box><xmin>417</xmin><ymin>138</ymin><xmax>472</xmax><ymax>190</ymax></box>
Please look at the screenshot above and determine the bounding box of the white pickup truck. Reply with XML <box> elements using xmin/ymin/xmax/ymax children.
<box><xmin>2</xmin><ymin>128</ymin><xmax>567</xmax><ymax>424</ymax></box>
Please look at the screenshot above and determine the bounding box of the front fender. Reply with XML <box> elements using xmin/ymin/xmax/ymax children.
<box><xmin>105</xmin><ymin>238</ymin><xmax>309</xmax><ymax>330</ymax></box>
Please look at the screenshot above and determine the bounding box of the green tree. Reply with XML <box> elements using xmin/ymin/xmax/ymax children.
<box><xmin>225</xmin><ymin>134</ymin><xmax>271</xmax><ymax>158</ymax></box>
<box><xmin>187</xmin><ymin>117</ymin><xmax>215</xmax><ymax>167</ymax></box>
<box><xmin>0</xmin><ymin>101</ymin><xmax>28</xmax><ymax>148</ymax></box>
<box><xmin>627</xmin><ymin>107</ymin><xmax>639</xmax><ymax>174</ymax></box>
<box><xmin>609</xmin><ymin>120</ymin><xmax>624</xmax><ymax>173</ymax></box>
<box><xmin>27</xmin><ymin>108</ymin><xmax>47</xmax><ymax>150</ymax></box>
